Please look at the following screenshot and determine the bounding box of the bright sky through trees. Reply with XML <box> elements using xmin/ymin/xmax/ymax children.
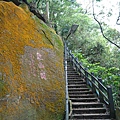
<box><xmin>76</xmin><ymin>0</ymin><xmax>120</xmax><ymax>31</ymax></box>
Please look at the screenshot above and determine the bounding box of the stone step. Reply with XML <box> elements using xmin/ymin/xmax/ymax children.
<box><xmin>67</xmin><ymin>65</ymin><xmax>74</xmax><ymax>67</ymax></box>
<box><xmin>72</xmin><ymin>107</ymin><xmax>107</xmax><ymax>114</ymax></box>
<box><xmin>68</xmin><ymin>78</ymin><xmax>83</xmax><ymax>81</ymax></box>
<box><xmin>67</xmin><ymin>68</ymin><xmax>75</xmax><ymax>69</ymax></box>
<box><xmin>69</xmin><ymin>118</ymin><xmax>111</xmax><ymax>120</ymax></box>
<box><xmin>71</xmin><ymin>113</ymin><xmax>110</xmax><ymax>119</ymax></box>
<box><xmin>69</xmin><ymin>91</ymin><xmax>93</xmax><ymax>94</ymax></box>
<box><xmin>67</xmin><ymin>70</ymin><xmax>77</xmax><ymax>72</ymax></box>
<box><xmin>67</xmin><ymin>71</ymin><xmax>79</xmax><ymax>73</ymax></box>
<box><xmin>68</xmin><ymin>88</ymin><xmax>90</xmax><ymax>91</ymax></box>
<box><xmin>69</xmin><ymin>81</ymin><xmax>86</xmax><ymax>84</ymax></box>
<box><xmin>68</xmin><ymin>79</ymin><xmax>84</xmax><ymax>82</ymax></box>
<box><xmin>72</xmin><ymin>102</ymin><xmax>104</xmax><ymax>108</ymax></box>
<box><xmin>70</xmin><ymin>97</ymin><xmax>98</xmax><ymax>102</ymax></box>
<box><xmin>67</xmin><ymin>74</ymin><xmax>80</xmax><ymax>76</ymax></box>
<box><xmin>68</xmin><ymin>81</ymin><xmax>86</xmax><ymax>85</ymax></box>
<box><xmin>67</xmin><ymin>72</ymin><xmax>79</xmax><ymax>74</ymax></box>
<box><xmin>68</xmin><ymin>78</ymin><xmax>84</xmax><ymax>81</ymax></box>
<box><xmin>67</xmin><ymin>75</ymin><xmax>81</xmax><ymax>78</ymax></box>
<box><xmin>69</xmin><ymin>94</ymin><xmax>95</xmax><ymax>98</ymax></box>
<box><xmin>67</xmin><ymin>70</ymin><xmax>78</xmax><ymax>72</ymax></box>
<box><xmin>67</xmin><ymin>76</ymin><xmax>81</xmax><ymax>80</ymax></box>
<box><xmin>68</xmin><ymin>84</ymin><xmax>87</xmax><ymax>88</ymax></box>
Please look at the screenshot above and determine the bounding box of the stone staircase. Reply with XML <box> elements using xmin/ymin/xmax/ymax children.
<box><xmin>67</xmin><ymin>61</ymin><xmax>111</xmax><ymax>120</ymax></box>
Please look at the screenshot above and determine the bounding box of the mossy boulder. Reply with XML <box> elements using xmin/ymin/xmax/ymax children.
<box><xmin>0</xmin><ymin>1</ymin><xmax>65</xmax><ymax>120</ymax></box>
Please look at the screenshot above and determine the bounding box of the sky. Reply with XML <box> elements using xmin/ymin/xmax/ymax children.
<box><xmin>76</xmin><ymin>0</ymin><xmax>120</xmax><ymax>31</ymax></box>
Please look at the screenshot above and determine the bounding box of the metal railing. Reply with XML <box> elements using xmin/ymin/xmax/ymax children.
<box><xmin>66</xmin><ymin>47</ymin><xmax>116</xmax><ymax>119</ymax></box>
<box><xmin>64</xmin><ymin>42</ymin><xmax>69</xmax><ymax>120</ymax></box>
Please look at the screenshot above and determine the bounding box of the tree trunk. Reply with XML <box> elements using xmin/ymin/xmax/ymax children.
<box><xmin>46</xmin><ymin>1</ymin><xmax>49</xmax><ymax>23</ymax></box>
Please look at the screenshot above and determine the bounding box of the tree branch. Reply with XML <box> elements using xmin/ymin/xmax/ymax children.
<box><xmin>92</xmin><ymin>0</ymin><xmax>120</xmax><ymax>49</ymax></box>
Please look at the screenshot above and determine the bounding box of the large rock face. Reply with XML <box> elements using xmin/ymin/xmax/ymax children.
<box><xmin>0</xmin><ymin>1</ymin><xmax>65</xmax><ymax>120</ymax></box>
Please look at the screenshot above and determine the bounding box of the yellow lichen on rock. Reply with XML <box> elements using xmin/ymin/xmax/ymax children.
<box><xmin>0</xmin><ymin>1</ymin><xmax>64</xmax><ymax>120</ymax></box>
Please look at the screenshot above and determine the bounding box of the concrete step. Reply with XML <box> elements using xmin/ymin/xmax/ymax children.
<box><xmin>69</xmin><ymin>94</ymin><xmax>95</xmax><ymax>98</ymax></box>
<box><xmin>68</xmin><ymin>78</ymin><xmax>83</xmax><ymax>81</ymax></box>
<box><xmin>69</xmin><ymin>118</ymin><xmax>111</xmax><ymax>120</ymax></box>
<box><xmin>70</xmin><ymin>97</ymin><xmax>98</xmax><ymax>102</ymax></box>
<box><xmin>68</xmin><ymin>84</ymin><xmax>87</xmax><ymax>88</ymax></box>
<box><xmin>67</xmin><ymin>77</ymin><xmax>81</xmax><ymax>79</ymax></box>
<box><xmin>69</xmin><ymin>91</ymin><xmax>93</xmax><ymax>94</ymax></box>
<box><xmin>68</xmin><ymin>79</ymin><xmax>84</xmax><ymax>83</ymax></box>
<box><xmin>67</xmin><ymin>72</ymin><xmax>79</xmax><ymax>74</ymax></box>
<box><xmin>68</xmin><ymin>81</ymin><xmax>86</xmax><ymax>85</ymax></box>
<box><xmin>68</xmin><ymin>88</ymin><xmax>90</xmax><ymax>91</ymax></box>
<box><xmin>71</xmin><ymin>113</ymin><xmax>110</xmax><ymax>119</ymax></box>
<box><xmin>72</xmin><ymin>102</ymin><xmax>104</xmax><ymax>108</ymax></box>
<box><xmin>72</xmin><ymin>107</ymin><xmax>107</xmax><ymax>114</ymax></box>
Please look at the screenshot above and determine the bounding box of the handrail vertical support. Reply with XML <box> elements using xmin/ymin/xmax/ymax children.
<box><xmin>64</xmin><ymin>42</ymin><xmax>67</xmax><ymax>61</ymax></box>
<box><xmin>85</xmin><ymin>68</ymin><xmax>89</xmax><ymax>85</ymax></box>
<box><xmin>75</xmin><ymin>58</ymin><xmax>78</xmax><ymax>72</ymax></box>
<box><xmin>64</xmin><ymin>41</ymin><xmax>69</xmax><ymax>120</ymax></box>
<box><xmin>107</xmin><ymin>86</ymin><xmax>116</xmax><ymax>119</ymax></box>
<box><xmin>91</xmin><ymin>73</ymin><xmax>96</xmax><ymax>93</ymax></box>
<box><xmin>71</xmin><ymin>54</ymin><xmax>74</xmax><ymax>69</ymax></box>
<box><xmin>98</xmin><ymin>78</ymin><xmax>104</xmax><ymax>102</ymax></box>
<box><xmin>79</xmin><ymin>62</ymin><xmax>81</xmax><ymax>77</ymax></box>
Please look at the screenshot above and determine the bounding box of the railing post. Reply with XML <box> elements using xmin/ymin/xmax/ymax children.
<box><xmin>65</xmin><ymin>42</ymin><xmax>68</xmax><ymax>61</ymax></box>
<box><xmin>107</xmin><ymin>86</ymin><xmax>116</xmax><ymax>119</ymax></box>
<box><xmin>75</xmin><ymin>58</ymin><xmax>78</xmax><ymax>72</ymax></box>
<box><xmin>91</xmin><ymin>73</ymin><xmax>96</xmax><ymax>93</ymax></box>
<box><xmin>69</xmin><ymin>50</ymin><xmax>72</xmax><ymax>62</ymax></box>
<box><xmin>98</xmin><ymin>78</ymin><xmax>104</xmax><ymax>102</ymax></box>
<box><xmin>64</xmin><ymin>41</ymin><xmax>69</xmax><ymax>120</ymax></box>
<box><xmin>65</xmin><ymin>60</ymin><xmax>69</xmax><ymax>120</ymax></box>
<box><xmin>79</xmin><ymin>62</ymin><xmax>82</xmax><ymax>77</ymax></box>
<box><xmin>71</xmin><ymin>54</ymin><xmax>75</xmax><ymax>69</ymax></box>
<box><xmin>85</xmin><ymin>68</ymin><xmax>89</xmax><ymax>85</ymax></box>
<box><xmin>66</xmin><ymin>47</ymin><xmax>68</xmax><ymax>60</ymax></box>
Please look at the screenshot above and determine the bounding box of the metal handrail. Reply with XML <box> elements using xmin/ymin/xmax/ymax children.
<box><xmin>66</xmin><ymin>47</ymin><xmax>116</xmax><ymax>119</ymax></box>
<box><xmin>64</xmin><ymin>42</ymin><xmax>69</xmax><ymax>120</ymax></box>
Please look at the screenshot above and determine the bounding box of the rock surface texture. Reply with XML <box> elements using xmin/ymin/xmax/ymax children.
<box><xmin>0</xmin><ymin>1</ymin><xmax>65</xmax><ymax>120</ymax></box>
